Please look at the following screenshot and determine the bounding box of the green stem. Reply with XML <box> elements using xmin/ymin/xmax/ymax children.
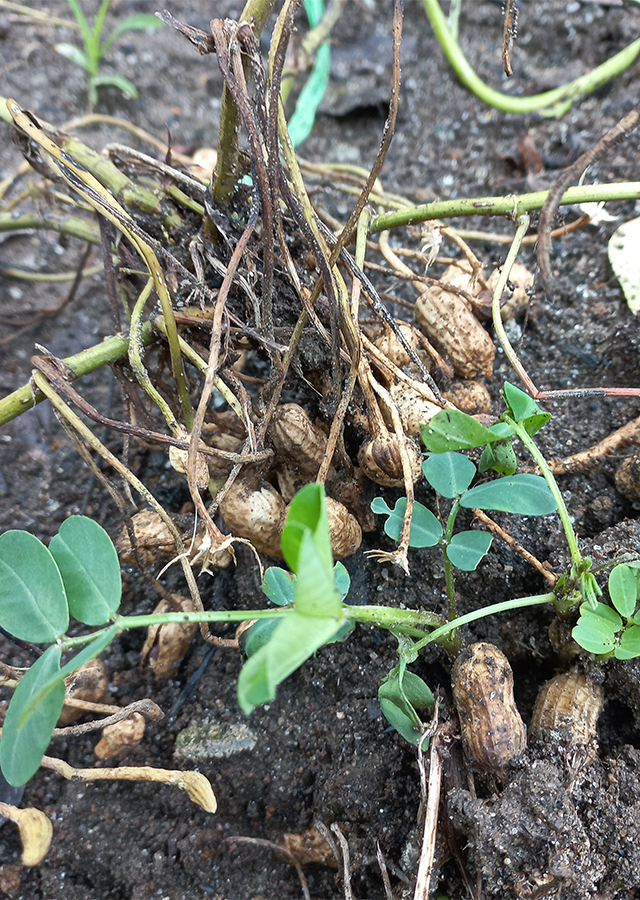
<box><xmin>443</xmin><ymin>499</ymin><xmax>461</xmax><ymax>621</ymax></box>
<box><xmin>412</xmin><ymin>592</ymin><xmax>556</xmax><ymax>653</ymax></box>
<box><xmin>508</xmin><ymin>417</ymin><xmax>583</xmax><ymax>568</ymax></box>
<box><xmin>370</xmin><ymin>182</ymin><xmax>640</xmax><ymax>233</ymax></box>
<box><xmin>0</xmin><ymin>323</ymin><xmax>156</xmax><ymax>426</ymax></box>
<box><xmin>0</xmin><ymin>210</ymin><xmax>101</xmax><ymax>244</ymax></box>
<box><xmin>422</xmin><ymin>0</ymin><xmax>640</xmax><ymax>116</ymax></box>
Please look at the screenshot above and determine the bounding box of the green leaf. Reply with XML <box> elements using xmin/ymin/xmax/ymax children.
<box><xmin>333</xmin><ymin>562</ymin><xmax>351</xmax><ymax>600</ymax></box>
<box><xmin>422</xmin><ymin>452</ymin><xmax>476</xmax><ymax>498</ymax></box>
<box><xmin>64</xmin><ymin>0</ymin><xmax>92</xmax><ymax>45</ymax></box>
<box><xmin>502</xmin><ymin>382</ymin><xmax>541</xmax><ymax>422</ymax></box>
<box><xmin>55</xmin><ymin>42</ymin><xmax>91</xmax><ymax>71</ymax></box>
<box><xmin>244</xmin><ymin>619</ymin><xmax>281</xmax><ymax>657</ymax></box>
<box><xmin>99</xmin><ymin>13</ymin><xmax>164</xmax><ymax>55</ymax></box>
<box><xmin>486</xmin><ymin>422</ymin><xmax>514</xmax><ymax>439</ymax></box>
<box><xmin>520</xmin><ymin>412</ymin><xmax>552</xmax><ymax>436</ymax></box>
<box><xmin>372</xmin><ymin>498</ymin><xmax>443</xmax><ymax>548</ymax></box>
<box><xmin>461</xmin><ymin>474</ymin><xmax>556</xmax><ymax>515</ymax></box>
<box><xmin>0</xmin><ymin>531</ymin><xmax>69</xmax><ymax>643</ymax></box>
<box><xmin>571</xmin><ymin>623</ymin><xmax>615</xmax><ymax>655</ymax></box>
<box><xmin>237</xmin><ymin>612</ymin><xmax>344</xmax><ymax>714</ymax></box>
<box><xmin>608</xmin><ymin>564</ymin><xmax>639</xmax><ymax>618</ymax></box>
<box><xmin>615</xmin><ymin>624</ymin><xmax>640</xmax><ymax>660</ymax></box>
<box><xmin>90</xmin><ymin>74</ymin><xmax>138</xmax><ymax>98</ymax></box>
<box><xmin>0</xmin><ymin>646</ymin><xmax>65</xmax><ymax>787</ymax></box>
<box><xmin>578</xmin><ymin>601</ymin><xmax>623</xmax><ymax>633</ymax></box>
<box><xmin>262</xmin><ymin>567</ymin><xmax>295</xmax><ymax>606</ymax></box>
<box><xmin>378</xmin><ymin>671</ymin><xmax>434</xmax><ymax>746</ymax></box>
<box><xmin>49</xmin><ymin>516</ymin><xmax>121</xmax><ymax>626</ymax></box>
<box><xmin>447</xmin><ymin>530</ymin><xmax>493</xmax><ymax>571</ymax></box>
<box><xmin>19</xmin><ymin>626</ymin><xmax>119</xmax><ymax>728</ymax></box>
<box><xmin>294</xmin><ymin>529</ymin><xmax>341</xmax><ymax>618</ymax></box>
<box><xmin>281</xmin><ymin>484</ymin><xmax>333</xmax><ymax>574</ymax></box>
<box><xmin>478</xmin><ymin>440</ymin><xmax>517</xmax><ymax>476</ymax></box>
<box><xmin>420</xmin><ymin>409</ymin><xmax>498</xmax><ymax>452</ymax></box>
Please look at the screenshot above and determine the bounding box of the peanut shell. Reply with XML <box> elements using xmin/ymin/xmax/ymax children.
<box><xmin>94</xmin><ymin>713</ymin><xmax>146</xmax><ymax>760</ymax></box>
<box><xmin>452</xmin><ymin>641</ymin><xmax>526</xmax><ymax>775</ymax></box>
<box><xmin>219</xmin><ymin>478</ymin><xmax>286</xmax><ymax>558</ymax></box>
<box><xmin>530</xmin><ymin>669</ymin><xmax>603</xmax><ymax>746</ymax></box>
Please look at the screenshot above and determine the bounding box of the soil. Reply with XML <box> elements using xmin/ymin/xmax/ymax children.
<box><xmin>1</xmin><ymin>1</ymin><xmax>640</xmax><ymax>898</ymax></box>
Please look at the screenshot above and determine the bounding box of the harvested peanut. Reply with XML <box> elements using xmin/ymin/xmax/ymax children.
<box><xmin>276</xmin><ymin>826</ymin><xmax>338</xmax><ymax>868</ymax></box>
<box><xmin>488</xmin><ymin>260</ymin><xmax>533</xmax><ymax>320</ymax></box>
<box><xmin>270</xmin><ymin>403</ymin><xmax>328</xmax><ymax>477</ymax></box>
<box><xmin>415</xmin><ymin>263</ymin><xmax>496</xmax><ymax>379</ymax></box>
<box><xmin>614</xmin><ymin>453</ymin><xmax>640</xmax><ymax>501</ymax></box>
<box><xmin>441</xmin><ymin>380</ymin><xmax>492</xmax><ymax>415</ymax></box>
<box><xmin>94</xmin><ymin>713</ymin><xmax>146</xmax><ymax>760</ymax></box>
<box><xmin>373</xmin><ymin>322</ymin><xmax>423</xmax><ymax>371</ymax></box>
<box><xmin>452</xmin><ymin>642</ymin><xmax>526</xmax><ymax>776</ymax></box>
<box><xmin>386</xmin><ymin>382</ymin><xmax>441</xmax><ymax>438</ymax></box>
<box><xmin>358</xmin><ymin>434</ymin><xmax>422</xmax><ymax>488</ymax></box>
<box><xmin>530</xmin><ymin>669</ymin><xmax>603</xmax><ymax>747</ymax></box>
<box><xmin>219</xmin><ymin>478</ymin><xmax>286</xmax><ymax>558</ymax></box>
<box><xmin>141</xmin><ymin>596</ymin><xmax>197</xmax><ymax>680</ymax></box>
<box><xmin>325</xmin><ymin>497</ymin><xmax>362</xmax><ymax>559</ymax></box>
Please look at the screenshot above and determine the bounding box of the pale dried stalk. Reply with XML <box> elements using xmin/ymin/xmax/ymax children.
<box><xmin>547</xmin><ymin>413</ymin><xmax>640</xmax><ymax>474</ymax></box>
<box><xmin>39</xmin><ymin>757</ymin><xmax>217</xmax><ymax>813</ymax></box>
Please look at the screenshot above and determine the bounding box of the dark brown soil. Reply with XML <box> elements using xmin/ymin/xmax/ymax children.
<box><xmin>1</xmin><ymin>1</ymin><xmax>640</xmax><ymax>898</ymax></box>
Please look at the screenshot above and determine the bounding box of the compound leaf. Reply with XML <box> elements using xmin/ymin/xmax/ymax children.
<box><xmin>372</xmin><ymin>498</ymin><xmax>442</xmax><ymax>548</ymax></box>
<box><xmin>608</xmin><ymin>564</ymin><xmax>639</xmax><ymax>619</ymax></box>
<box><xmin>420</xmin><ymin>409</ymin><xmax>497</xmax><ymax>452</ymax></box>
<box><xmin>615</xmin><ymin>624</ymin><xmax>640</xmax><ymax>660</ymax></box>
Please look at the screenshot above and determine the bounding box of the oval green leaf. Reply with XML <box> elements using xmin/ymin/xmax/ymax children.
<box><xmin>422</xmin><ymin>452</ymin><xmax>476</xmax><ymax>499</ymax></box>
<box><xmin>281</xmin><ymin>484</ymin><xmax>333</xmax><ymax>574</ymax></box>
<box><xmin>502</xmin><ymin>382</ymin><xmax>541</xmax><ymax>422</ymax></box>
<box><xmin>0</xmin><ymin>531</ymin><xmax>68</xmax><ymax>643</ymax></box>
<box><xmin>372</xmin><ymin>498</ymin><xmax>442</xmax><ymax>548</ymax></box>
<box><xmin>447</xmin><ymin>530</ymin><xmax>493</xmax><ymax>571</ymax></box>
<box><xmin>0</xmin><ymin>646</ymin><xmax>65</xmax><ymax>787</ymax></box>
<box><xmin>615</xmin><ymin>624</ymin><xmax>640</xmax><ymax>660</ymax></box>
<box><xmin>571</xmin><ymin>623</ymin><xmax>615</xmax><ymax>655</ymax></box>
<box><xmin>262</xmin><ymin>567</ymin><xmax>296</xmax><ymax>606</ymax></box>
<box><xmin>49</xmin><ymin>516</ymin><xmax>121</xmax><ymax>625</ymax></box>
<box><xmin>379</xmin><ymin>698</ymin><xmax>424</xmax><ymax>746</ymax></box>
<box><xmin>420</xmin><ymin>409</ymin><xmax>497</xmax><ymax>452</ymax></box>
<box><xmin>608</xmin><ymin>564</ymin><xmax>639</xmax><ymax>619</ymax></box>
<box><xmin>461</xmin><ymin>474</ymin><xmax>556</xmax><ymax>515</ymax></box>
<box><xmin>578</xmin><ymin>601</ymin><xmax>623</xmax><ymax>632</ymax></box>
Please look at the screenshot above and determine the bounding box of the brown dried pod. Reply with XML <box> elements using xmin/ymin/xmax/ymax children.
<box><xmin>441</xmin><ymin>379</ymin><xmax>492</xmax><ymax>415</ymax></box>
<box><xmin>94</xmin><ymin>713</ymin><xmax>146</xmax><ymax>760</ymax></box>
<box><xmin>58</xmin><ymin>659</ymin><xmax>108</xmax><ymax>726</ymax></box>
<box><xmin>415</xmin><ymin>264</ymin><xmax>496</xmax><ymax>379</ymax></box>
<box><xmin>452</xmin><ymin>642</ymin><xmax>526</xmax><ymax>775</ymax></box>
<box><xmin>530</xmin><ymin>669</ymin><xmax>603</xmax><ymax>747</ymax></box>
<box><xmin>614</xmin><ymin>453</ymin><xmax>640</xmax><ymax>501</ymax></box>
<box><xmin>270</xmin><ymin>403</ymin><xmax>328</xmax><ymax>477</ymax></box>
<box><xmin>358</xmin><ymin>434</ymin><xmax>422</xmax><ymax>488</ymax></box>
<box><xmin>373</xmin><ymin>322</ymin><xmax>423</xmax><ymax>371</ymax></box>
<box><xmin>219</xmin><ymin>478</ymin><xmax>286</xmax><ymax>558</ymax></box>
<box><xmin>276</xmin><ymin>465</ymin><xmax>310</xmax><ymax>504</ymax></box>
<box><xmin>140</xmin><ymin>596</ymin><xmax>197</xmax><ymax>680</ymax></box>
<box><xmin>386</xmin><ymin>381</ymin><xmax>442</xmax><ymax>438</ymax></box>
<box><xmin>325</xmin><ymin>497</ymin><xmax>362</xmax><ymax>559</ymax></box>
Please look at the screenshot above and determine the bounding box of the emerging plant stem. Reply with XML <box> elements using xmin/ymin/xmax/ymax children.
<box><xmin>422</xmin><ymin>0</ymin><xmax>640</xmax><ymax>116</ymax></box>
<box><xmin>443</xmin><ymin>499</ymin><xmax>462</xmax><ymax>622</ymax></box>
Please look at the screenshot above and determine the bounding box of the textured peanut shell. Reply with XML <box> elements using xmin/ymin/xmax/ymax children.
<box><xmin>94</xmin><ymin>713</ymin><xmax>146</xmax><ymax>760</ymax></box>
<box><xmin>441</xmin><ymin>380</ymin><xmax>492</xmax><ymax>415</ymax></box>
<box><xmin>614</xmin><ymin>454</ymin><xmax>640</xmax><ymax>501</ymax></box>
<box><xmin>325</xmin><ymin>497</ymin><xmax>362</xmax><ymax>559</ymax></box>
<box><xmin>219</xmin><ymin>478</ymin><xmax>286</xmax><ymax>558</ymax></box>
<box><xmin>358</xmin><ymin>435</ymin><xmax>423</xmax><ymax>487</ymax></box>
<box><xmin>141</xmin><ymin>596</ymin><xmax>197</xmax><ymax>680</ymax></box>
<box><xmin>58</xmin><ymin>659</ymin><xmax>109</xmax><ymax>726</ymax></box>
<box><xmin>373</xmin><ymin>323</ymin><xmax>422</xmax><ymax>370</ymax></box>
<box><xmin>415</xmin><ymin>264</ymin><xmax>496</xmax><ymax>379</ymax></box>
<box><xmin>452</xmin><ymin>642</ymin><xmax>526</xmax><ymax>774</ymax></box>
<box><xmin>387</xmin><ymin>382</ymin><xmax>442</xmax><ymax>438</ymax></box>
<box><xmin>270</xmin><ymin>404</ymin><xmax>328</xmax><ymax>477</ymax></box>
<box><xmin>530</xmin><ymin>669</ymin><xmax>603</xmax><ymax>746</ymax></box>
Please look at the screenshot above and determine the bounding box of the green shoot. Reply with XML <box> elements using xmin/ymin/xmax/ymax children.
<box><xmin>55</xmin><ymin>0</ymin><xmax>162</xmax><ymax>109</ymax></box>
